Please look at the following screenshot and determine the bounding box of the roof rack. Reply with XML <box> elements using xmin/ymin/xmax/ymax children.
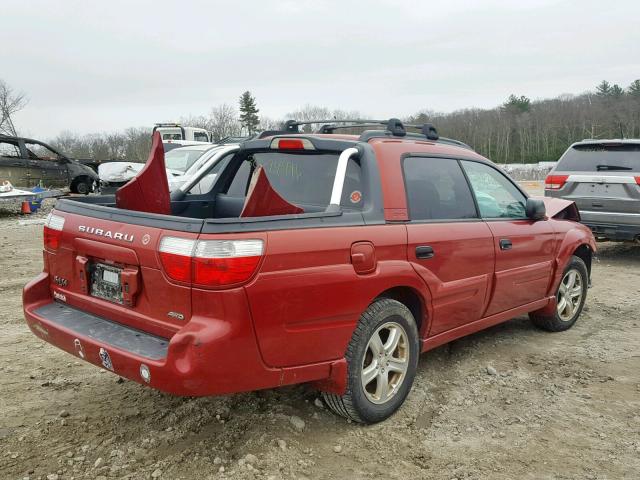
<box><xmin>284</xmin><ymin>118</ymin><xmax>441</xmax><ymax>140</ymax></box>
<box><xmin>257</xmin><ymin>118</ymin><xmax>472</xmax><ymax>150</ymax></box>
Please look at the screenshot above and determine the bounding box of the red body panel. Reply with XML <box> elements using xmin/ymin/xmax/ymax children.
<box><xmin>483</xmin><ymin>219</ymin><xmax>556</xmax><ymax>316</ymax></box>
<box><xmin>240</xmin><ymin>165</ymin><xmax>304</xmax><ymax>217</ymax></box>
<box><xmin>23</xmin><ymin>134</ymin><xmax>597</xmax><ymax>398</ymax></box>
<box><xmin>116</xmin><ymin>132</ymin><xmax>171</xmax><ymax>215</ymax></box>
<box><xmin>406</xmin><ymin>221</ymin><xmax>494</xmax><ymax>335</ymax></box>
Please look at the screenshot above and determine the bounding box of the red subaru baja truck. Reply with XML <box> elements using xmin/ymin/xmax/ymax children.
<box><xmin>23</xmin><ymin>119</ymin><xmax>596</xmax><ymax>424</ymax></box>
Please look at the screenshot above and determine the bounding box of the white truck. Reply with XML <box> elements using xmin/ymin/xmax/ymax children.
<box><xmin>153</xmin><ymin>123</ymin><xmax>212</xmax><ymax>143</ymax></box>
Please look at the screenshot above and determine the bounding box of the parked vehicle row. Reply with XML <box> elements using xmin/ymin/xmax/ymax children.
<box><xmin>23</xmin><ymin>118</ymin><xmax>596</xmax><ymax>424</ymax></box>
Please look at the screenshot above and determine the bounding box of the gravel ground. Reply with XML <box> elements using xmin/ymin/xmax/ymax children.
<box><xmin>0</xmin><ymin>196</ymin><xmax>639</xmax><ymax>480</ymax></box>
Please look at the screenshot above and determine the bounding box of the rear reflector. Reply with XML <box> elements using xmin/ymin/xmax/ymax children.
<box><xmin>44</xmin><ymin>213</ymin><xmax>65</xmax><ymax>250</ymax></box>
<box><xmin>159</xmin><ymin>237</ymin><xmax>263</xmax><ymax>287</ymax></box>
<box><xmin>544</xmin><ymin>174</ymin><xmax>569</xmax><ymax>190</ymax></box>
<box><xmin>270</xmin><ymin>138</ymin><xmax>315</xmax><ymax>150</ymax></box>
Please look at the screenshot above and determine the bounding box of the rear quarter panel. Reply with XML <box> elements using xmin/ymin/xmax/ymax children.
<box><xmin>244</xmin><ymin>224</ymin><xmax>428</xmax><ymax>368</ymax></box>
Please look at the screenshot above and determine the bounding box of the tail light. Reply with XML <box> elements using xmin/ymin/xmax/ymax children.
<box><xmin>158</xmin><ymin>237</ymin><xmax>195</xmax><ymax>283</ymax></box>
<box><xmin>159</xmin><ymin>237</ymin><xmax>264</xmax><ymax>287</ymax></box>
<box><xmin>544</xmin><ymin>174</ymin><xmax>569</xmax><ymax>190</ymax></box>
<box><xmin>44</xmin><ymin>213</ymin><xmax>65</xmax><ymax>250</ymax></box>
<box><xmin>635</xmin><ymin>176</ymin><xmax>640</xmax><ymax>185</ymax></box>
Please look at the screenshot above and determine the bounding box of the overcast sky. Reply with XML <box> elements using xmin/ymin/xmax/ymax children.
<box><xmin>2</xmin><ymin>0</ymin><xmax>639</xmax><ymax>139</ymax></box>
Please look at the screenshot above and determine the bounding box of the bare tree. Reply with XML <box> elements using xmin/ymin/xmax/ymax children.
<box><xmin>285</xmin><ymin>105</ymin><xmax>365</xmax><ymax>132</ymax></box>
<box><xmin>0</xmin><ymin>79</ymin><xmax>28</xmax><ymax>136</ymax></box>
<box><xmin>209</xmin><ymin>103</ymin><xmax>241</xmax><ymax>141</ymax></box>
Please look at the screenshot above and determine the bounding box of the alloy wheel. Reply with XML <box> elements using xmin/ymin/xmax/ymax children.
<box><xmin>557</xmin><ymin>268</ymin><xmax>583</xmax><ymax>321</ymax></box>
<box><xmin>361</xmin><ymin>321</ymin><xmax>409</xmax><ymax>405</ymax></box>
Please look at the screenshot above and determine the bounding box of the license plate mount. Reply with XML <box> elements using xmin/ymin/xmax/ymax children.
<box><xmin>90</xmin><ymin>262</ymin><xmax>124</xmax><ymax>304</ymax></box>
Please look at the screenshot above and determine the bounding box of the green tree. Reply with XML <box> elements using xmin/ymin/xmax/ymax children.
<box><xmin>502</xmin><ymin>94</ymin><xmax>531</xmax><ymax>114</ymax></box>
<box><xmin>628</xmin><ymin>79</ymin><xmax>640</xmax><ymax>97</ymax></box>
<box><xmin>610</xmin><ymin>84</ymin><xmax>625</xmax><ymax>98</ymax></box>
<box><xmin>595</xmin><ymin>80</ymin><xmax>612</xmax><ymax>97</ymax></box>
<box><xmin>238</xmin><ymin>91</ymin><xmax>260</xmax><ymax>134</ymax></box>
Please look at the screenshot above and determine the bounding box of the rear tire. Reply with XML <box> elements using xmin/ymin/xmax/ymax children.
<box><xmin>530</xmin><ymin>255</ymin><xmax>588</xmax><ymax>332</ymax></box>
<box><xmin>322</xmin><ymin>298</ymin><xmax>419</xmax><ymax>424</ymax></box>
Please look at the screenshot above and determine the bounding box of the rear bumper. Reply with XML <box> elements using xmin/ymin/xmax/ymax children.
<box><xmin>581</xmin><ymin>220</ymin><xmax>640</xmax><ymax>242</ymax></box>
<box><xmin>23</xmin><ymin>273</ymin><xmax>305</xmax><ymax>396</ymax></box>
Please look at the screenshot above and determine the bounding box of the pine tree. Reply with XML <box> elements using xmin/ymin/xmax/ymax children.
<box><xmin>502</xmin><ymin>94</ymin><xmax>531</xmax><ymax>114</ymax></box>
<box><xmin>595</xmin><ymin>80</ymin><xmax>612</xmax><ymax>97</ymax></box>
<box><xmin>238</xmin><ymin>91</ymin><xmax>260</xmax><ymax>134</ymax></box>
<box><xmin>610</xmin><ymin>84</ymin><xmax>625</xmax><ymax>98</ymax></box>
<box><xmin>628</xmin><ymin>79</ymin><xmax>640</xmax><ymax>97</ymax></box>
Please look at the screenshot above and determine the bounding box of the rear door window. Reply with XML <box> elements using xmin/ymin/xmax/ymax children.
<box><xmin>557</xmin><ymin>144</ymin><xmax>640</xmax><ymax>172</ymax></box>
<box><xmin>403</xmin><ymin>157</ymin><xmax>477</xmax><ymax>220</ymax></box>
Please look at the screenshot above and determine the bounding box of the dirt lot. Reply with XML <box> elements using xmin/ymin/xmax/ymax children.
<box><xmin>1</xmin><ymin>198</ymin><xmax>639</xmax><ymax>480</ymax></box>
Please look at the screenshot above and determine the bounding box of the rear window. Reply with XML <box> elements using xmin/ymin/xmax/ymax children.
<box><xmin>227</xmin><ymin>152</ymin><xmax>363</xmax><ymax>209</ymax></box>
<box><xmin>193</xmin><ymin>131</ymin><xmax>209</xmax><ymax>142</ymax></box>
<box><xmin>558</xmin><ymin>144</ymin><xmax>640</xmax><ymax>172</ymax></box>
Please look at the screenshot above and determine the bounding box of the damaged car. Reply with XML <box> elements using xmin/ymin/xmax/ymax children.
<box><xmin>23</xmin><ymin>119</ymin><xmax>596</xmax><ymax>424</ymax></box>
<box><xmin>98</xmin><ymin>144</ymin><xmax>231</xmax><ymax>193</ymax></box>
<box><xmin>0</xmin><ymin>134</ymin><xmax>98</xmax><ymax>193</ymax></box>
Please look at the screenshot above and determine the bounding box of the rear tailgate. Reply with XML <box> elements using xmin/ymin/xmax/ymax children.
<box><xmin>564</xmin><ymin>173</ymin><xmax>640</xmax><ymax>219</ymax></box>
<box><xmin>548</xmin><ymin>142</ymin><xmax>640</xmax><ymax>224</ymax></box>
<box><xmin>45</xmin><ymin>209</ymin><xmax>200</xmax><ymax>338</ymax></box>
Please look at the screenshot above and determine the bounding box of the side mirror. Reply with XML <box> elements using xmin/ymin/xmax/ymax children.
<box><xmin>526</xmin><ymin>198</ymin><xmax>546</xmax><ymax>221</ymax></box>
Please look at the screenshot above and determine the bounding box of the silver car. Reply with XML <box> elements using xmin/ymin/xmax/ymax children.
<box><xmin>545</xmin><ymin>139</ymin><xmax>640</xmax><ymax>242</ymax></box>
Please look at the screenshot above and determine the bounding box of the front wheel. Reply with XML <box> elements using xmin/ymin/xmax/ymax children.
<box><xmin>71</xmin><ymin>176</ymin><xmax>93</xmax><ymax>195</ymax></box>
<box><xmin>322</xmin><ymin>298</ymin><xmax>419</xmax><ymax>424</ymax></box>
<box><xmin>530</xmin><ymin>255</ymin><xmax>588</xmax><ymax>332</ymax></box>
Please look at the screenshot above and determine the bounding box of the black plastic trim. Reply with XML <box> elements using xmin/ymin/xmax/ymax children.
<box><xmin>34</xmin><ymin>302</ymin><xmax>169</xmax><ymax>361</ymax></box>
<box><xmin>56</xmin><ymin>197</ymin><xmax>205</xmax><ymax>233</ymax></box>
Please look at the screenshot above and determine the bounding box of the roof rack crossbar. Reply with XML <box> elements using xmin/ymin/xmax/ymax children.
<box><xmin>270</xmin><ymin>118</ymin><xmax>472</xmax><ymax>149</ymax></box>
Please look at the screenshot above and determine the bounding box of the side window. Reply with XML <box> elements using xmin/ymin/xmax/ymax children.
<box><xmin>227</xmin><ymin>160</ymin><xmax>251</xmax><ymax>196</ymax></box>
<box><xmin>187</xmin><ymin>154</ymin><xmax>232</xmax><ymax>195</ymax></box>
<box><xmin>193</xmin><ymin>131</ymin><xmax>209</xmax><ymax>142</ymax></box>
<box><xmin>461</xmin><ymin>160</ymin><xmax>527</xmax><ymax>219</ymax></box>
<box><xmin>25</xmin><ymin>142</ymin><xmax>60</xmax><ymax>161</ymax></box>
<box><xmin>403</xmin><ymin>157</ymin><xmax>477</xmax><ymax>220</ymax></box>
<box><xmin>0</xmin><ymin>141</ymin><xmax>21</xmax><ymax>158</ymax></box>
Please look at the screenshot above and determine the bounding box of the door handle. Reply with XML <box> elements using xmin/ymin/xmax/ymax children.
<box><xmin>11</xmin><ymin>162</ymin><xmax>22</xmax><ymax>166</ymax></box>
<box><xmin>416</xmin><ymin>245</ymin><xmax>435</xmax><ymax>259</ymax></box>
<box><xmin>499</xmin><ymin>239</ymin><xmax>512</xmax><ymax>250</ymax></box>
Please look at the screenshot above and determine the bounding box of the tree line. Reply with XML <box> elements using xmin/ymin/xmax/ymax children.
<box><xmin>408</xmin><ymin>80</ymin><xmax>640</xmax><ymax>163</ymax></box>
<box><xmin>2</xmin><ymin>78</ymin><xmax>639</xmax><ymax>164</ymax></box>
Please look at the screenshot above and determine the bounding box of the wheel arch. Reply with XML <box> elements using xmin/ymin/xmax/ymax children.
<box><xmin>572</xmin><ymin>243</ymin><xmax>593</xmax><ymax>278</ymax></box>
<box><xmin>70</xmin><ymin>174</ymin><xmax>94</xmax><ymax>194</ymax></box>
<box><xmin>549</xmin><ymin>226</ymin><xmax>596</xmax><ymax>296</ymax></box>
<box><xmin>374</xmin><ymin>285</ymin><xmax>429</xmax><ymax>337</ymax></box>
